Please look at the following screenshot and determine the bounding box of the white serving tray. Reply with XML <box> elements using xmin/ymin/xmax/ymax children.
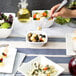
<box><xmin>66</xmin><ymin>33</ymin><xmax>76</xmax><ymax>56</ymax></box>
<box><xmin>0</xmin><ymin>46</ymin><xmax>17</xmax><ymax>73</ymax></box>
<box><xmin>18</xmin><ymin>56</ymin><xmax>64</xmax><ymax>76</ymax></box>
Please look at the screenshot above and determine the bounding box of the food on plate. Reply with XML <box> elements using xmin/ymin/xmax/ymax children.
<box><xmin>1</xmin><ymin>22</ymin><xmax>11</xmax><ymax>29</ymax></box>
<box><xmin>28</xmin><ymin>62</ymin><xmax>57</xmax><ymax>76</ymax></box>
<box><xmin>0</xmin><ymin>56</ymin><xmax>3</xmax><ymax>63</ymax></box>
<box><xmin>55</xmin><ymin>16</ymin><xmax>70</xmax><ymax>25</ymax></box>
<box><xmin>42</xmin><ymin>11</ymin><xmax>48</xmax><ymax>17</ymax></box>
<box><xmin>0</xmin><ymin>47</ymin><xmax>9</xmax><ymax>66</ymax></box>
<box><xmin>2</xmin><ymin>52</ymin><xmax>7</xmax><ymax>57</ymax></box>
<box><xmin>2</xmin><ymin>47</ymin><xmax>8</xmax><ymax>58</ymax></box>
<box><xmin>0</xmin><ymin>12</ymin><xmax>13</xmax><ymax>29</ymax></box>
<box><xmin>28</xmin><ymin>33</ymin><xmax>46</xmax><ymax>42</ymax></box>
<box><xmin>33</xmin><ymin>13</ymin><xmax>42</xmax><ymax>20</ymax></box>
<box><xmin>0</xmin><ymin>46</ymin><xmax>17</xmax><ymax>73</ymax></box>
<box><xmin>0</xmin><ymin>56</ymin><xmax>4</xmax><ymax>66</ymax></box>
<box><xmin>33</xmin><ymin>10</ymin><xmax>52</xmax><ymax>21</ymax></box>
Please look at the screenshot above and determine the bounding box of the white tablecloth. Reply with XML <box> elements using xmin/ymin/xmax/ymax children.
<box><xmin>11</xmin><ymin>17</ymin><xmax>76</xmax><ymax>38</ymax></box>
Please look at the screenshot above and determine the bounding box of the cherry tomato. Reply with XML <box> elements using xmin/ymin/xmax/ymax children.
<box><xmin>33</xmin><ymin>14</ymin><xmax>37</xmax><ymax>18</ymax></box>
<box><xmin>43</xmin><ymin>67</ymin><xmax>48</xmax><ymax>70</ymax></box>
<box><xmin>43</xmin><ymin>12</ymin><xmax>47</xmax><ymax>17</ymax></box>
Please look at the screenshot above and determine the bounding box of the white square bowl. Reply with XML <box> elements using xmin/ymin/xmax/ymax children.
<box><xmin>18</xmin><ymin>56</ymin><xmax>64</xmax><ymax>76</ymax></box>
<box><xmin>26</xmin><ymin>31</ymin><xmax>48</xmax><ymax>46</ymax></box>
<box><xmin>0</xmin><ymin>13</ymin><xmax>15</xmax><ymax>38</ymax></box>
<box><xmin>32</xmin><ymin>10</ymin><xmax>54</xmax><ymax>28</ymax></box>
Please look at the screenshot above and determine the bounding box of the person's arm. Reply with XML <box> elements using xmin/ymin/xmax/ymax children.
<box><xmin>50</xmin><ymin>4</ymin><xmax>76</xmax><ymax>18</ymax></box>
<box><xmin>71</xmin><ymin>10</ymin><xmax>76</xmax><ymax>18</ymax></box>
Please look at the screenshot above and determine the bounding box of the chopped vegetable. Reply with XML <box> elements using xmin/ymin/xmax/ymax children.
<box><xmin>55</xmin><ymin>16</ymin><xmax>71</xmax><ymax>25</ymax></box>
<box><xmin>33</xmin><ymin>13</ymin><xmax>41</xmax><ymax>20</ymax></box>
<box><xmin>0</xmin><ymin>57</ymin><xmax>3</xmax><ymax>63</ymax></box>
<box><xmin>43</xmin><ymin>12</ymin><xmax>47</xmax><ymax>17</ymax></box>
<box><xmin>28</xmin><ymin>62</ymin><xmax>57</xmax><ymax>76</ymax></box>
<box><xmin>33</xmin><ymin>14</ymin><xmax>37</xmax><ymax>19</ymax></box>
<box><xmin>2</xmin><ymin>52</ymin><xmax>7</xmax><ymax>57</ymax></box>
<box><xmin>1</xmin><ymin>22</ymin><xmax>11</xmax><ymax>29</ymax></box>
<box><xmin>43</xmin><ymin>67</ymin><xmax>48</xmax><ymax>70</ymax></box>
<box><xmin>37</xmin><ymin>18</ymin><xmax>40</xmax><ymax>20</ymax></box>
<box><xmin>28</xmin><ymin>33</ymin><xmax>46</xmax><ymax>42</ymax></box>
<box><xmin>43</xmin><ymin>11</ymin><xmax>48</xmax><ymax>17</ymax></box>
<box><xmin>0</xmin><ymin>12</ymin><xmax>13</xmax><ymax>28</ymax></box>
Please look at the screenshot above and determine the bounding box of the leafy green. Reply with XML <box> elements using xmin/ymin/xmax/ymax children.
<box><xmin>44</xmin><ymin>11</ymin><xmax>48</xmax><ymax>14</ymax></box>
<box><xmin>55</xmin><ymin>16</ymin><xmax>71</xmax><ymax>25</ymax></box>
<box><xmin>69</xmin><ymin>1</ymin><xmax>76</xmax><ymax>8</ymax></box>
<box><xmin>1</xmin><ymin>22</ymin><xmax>11</xmax><ymax>29</ymax></box>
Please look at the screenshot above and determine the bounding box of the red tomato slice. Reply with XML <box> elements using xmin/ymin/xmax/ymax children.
<box><xmin>43</xmin><ymin>12</ymin><xmax>47</xmax><ymax>17</ymax></box>
<box><xmin>33</xmin><ymin>14</ymin><xmax>37</xmax><ymax>18</ymax></box>
<box><xmin>43</xmin><ymin>67</ymin><xmax>48</xmax><ymax>70</ymax></box>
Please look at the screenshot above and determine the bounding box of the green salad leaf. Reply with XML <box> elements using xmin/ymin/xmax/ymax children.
<box><xmin>55</xmin><ymin>16</ymin><xmax>71</xmax><ymax>25</ymax></box>
<box><xmin>1</xmin><ymin>22</ymin><xmax>11</xmax><ymax>29</ymax></box>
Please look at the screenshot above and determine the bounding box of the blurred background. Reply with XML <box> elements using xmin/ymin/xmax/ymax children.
<box><xmin>0</xmin><ymin>0</ymin><xmax>62</xmax><ymax>13</ymax></box>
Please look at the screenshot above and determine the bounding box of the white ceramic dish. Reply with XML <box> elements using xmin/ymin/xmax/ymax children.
<box><xmin>18</xmin><ymin>56</ymin><xmax>64</xmax><ymax>76</ymax></box>
<box><xmin>0</xmin><ymin>13</ymin><xmax>15</xmax><ymax>38</ymax></box>
<box><xmin>0</xmin><ymin>45</ymin><xmax>17</xmax><ymax>73</ymax></box>
<box><xmin>26</xmin><ymin>31</ymin><xmax>48</xmax><ymax>46</ymax></box>
<box><xmin>32</xmin><ymin>10</ymin><xmax>54</xmax><ymax>28</ymax></box>
<box><xmin>66</xmin><ymin>33</ymin><xmax>76</xmax><ymax>56</ymax></box>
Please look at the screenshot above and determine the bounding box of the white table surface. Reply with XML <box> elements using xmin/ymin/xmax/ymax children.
<box><xmin>10</xmin><ymin>17</ymin><xmax>76</xmax><ymax>38</ymax></box>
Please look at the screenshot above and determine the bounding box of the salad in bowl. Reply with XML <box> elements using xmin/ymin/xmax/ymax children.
<box><xmin>0</xmin><ymin>12</ymin><xmax>15</xmax><ymax>38</ymax></box>
<box><xmin>32</xmin><ymin>10</ymin><xmax>54</xmax><ymax>28</ymax></box>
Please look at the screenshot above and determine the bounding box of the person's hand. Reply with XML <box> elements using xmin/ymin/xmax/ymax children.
<box><xmin>50</xmin><ymin>4</ymin><xmax>72</xmax><ymax>18</ymax></box>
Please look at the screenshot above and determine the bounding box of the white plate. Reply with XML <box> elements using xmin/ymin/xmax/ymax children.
<box><xmin>0</xmin><ymin>46</ymin><xmax>17</xmax><ymax>73</ymax></box>
<box><xmin>18</xmin><ymin>56</ymin><xmax>64</xmax><ymax>76</ymax></box>
<box><xmin>66</xmin><ymin>33</ymin><xmax>76</xmax><ymax>56</ymax></box>
<box><xmin>32</xmin><ymin>10</ymin><xmax>54</xmax><ymax>28</ymax></box>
